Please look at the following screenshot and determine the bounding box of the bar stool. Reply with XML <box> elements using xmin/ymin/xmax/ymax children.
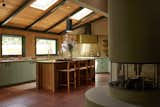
<box><xmin>59</xmin><ymin>61</ymin><xmax>77</xmax><ymax>92</ymax></box>
<box><xmin>77</xmin><ymin>60</ymin><xmax>89</xmax><ymax>86</ymax></box>
<box><xmin>88</xmin><ymin>59</ymin><xmax>95</xmax><ymax>85</ymax></box>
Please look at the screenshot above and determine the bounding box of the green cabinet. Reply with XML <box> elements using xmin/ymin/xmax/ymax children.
<box><xmin>95</xmin><ymin>58</ymin><xmax>109</xmax><ymax>73</ymax></box>
<box><xmin>0</xmin><ymin>61</ymin><xmax>36</xmax><ymax>87</ymax></box>
<box><xmin>0</xmin><ymin>64</ymin><xmax>10</xmax><ymax>86</ymax></box>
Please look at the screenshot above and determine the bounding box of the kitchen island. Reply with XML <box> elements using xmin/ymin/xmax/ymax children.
<box><xmin>36</xmin><ymin>58</ymin><xmax>95</xmax><ymax>92</ymax></box>
<box><xmin>36</xmin><ymin>60</ymin><xmax>66</xmax><ymax>92</ymax></box>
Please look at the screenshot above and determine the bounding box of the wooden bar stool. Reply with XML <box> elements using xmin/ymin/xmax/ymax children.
<box><xmin>88</xmin><ymin>59</ymin><xmax>95</xmax><ymax>85</ymax></box>
<box><xmin>59</xmin><ymin>61</ymin><xmax>77</xmax><ymax>92</ymax></box>
<box><xmin>77</xmin><ymin>60</ymin><xmax>89</xmax><ymax>86</ymax></box>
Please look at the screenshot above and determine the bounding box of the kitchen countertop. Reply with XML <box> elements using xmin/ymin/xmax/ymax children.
<box><xmin>0</xmin><ymin>59</ymin><xmax>33</xmax><ymax>63</ymax></box>
<box><xmin>36</xmin><ymin>58</ymin><xmax>95</xmax><ymax>64</ymax></box>
<box><xmin>36</xmin><ymin>59</ymin><xmax>66</xmax><ymax>63</ymax></box>
<box><xmin>0</xmin><ymin>57</ymin><xmax>107</xmax><ymax>63</ymax></box>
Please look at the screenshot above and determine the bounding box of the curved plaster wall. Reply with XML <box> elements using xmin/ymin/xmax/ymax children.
<box><xmin>109</xmin><ymin>0</ymin><xmax>160</xmax><ymax>63</ymax></box>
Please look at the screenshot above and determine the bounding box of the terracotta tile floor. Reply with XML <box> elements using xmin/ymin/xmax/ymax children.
<box><xmin>0</xmin><ymin>74</ymin><xmax>109</xmax><ymax>107</ymax></box>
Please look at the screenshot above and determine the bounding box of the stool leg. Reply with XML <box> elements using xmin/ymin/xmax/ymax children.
<box><xmin>74</xmin><ymin>71</ymin><xmax>76</xmax><ymax>89</ymax></box>
<box><xmin>67</xmin><ymin>72</ymin><xmax>70</xmax><ymax>93</ymax></box>
<box><xmin>78</xmin><ymin>71</ymin><xmax>80</xmax><ymax>86</ymax></box>
<box><xmin>86</xmin><ymin>69</ymin><xmax>88</xmax><ymax>85</ymax></box>
<box><xmin>90</xmin><ymin>69</ymin><xmax>93</xmax><ymax>85</ymax></box>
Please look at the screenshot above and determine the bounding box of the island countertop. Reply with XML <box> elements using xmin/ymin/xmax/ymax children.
<box><xmin>36</xmin><ymin>60</ymin><xmax>66</xmax><ymax>63</ymax></box>
<box><xmin>0</xmin><ymin>56</ymin><xmax>103</xmax><ymax>63</ymax></box>
<box><xmin>36</xmin><ymin>58</ymin><xmax>96</xmax><ymax>64</ymax></box>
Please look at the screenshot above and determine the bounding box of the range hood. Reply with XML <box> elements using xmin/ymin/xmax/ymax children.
<box><xmin>78</xmin><ymin>35</ymin><xmax>98</xmax><ymax>43</ymax></box>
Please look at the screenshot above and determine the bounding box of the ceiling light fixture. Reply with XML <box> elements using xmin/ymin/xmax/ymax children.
<box><xmin>30</xmin><ymin>0</ymin><xmax>58</xmax><ymax>11</ymax></box>
<box><xmin>70</xmin><ymin>8</ymin><xmax>93</xmax><ymax>20</ymax></box>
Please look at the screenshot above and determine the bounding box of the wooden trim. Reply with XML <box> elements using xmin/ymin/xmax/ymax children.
<box><xmin>73</xmin><ymin>16</ymin><xmax>106</xmax><ymax>31</ymax></box>
<box><xmin>0</xmin><ymin>0</ymin><xmax>33</xmax><ymax>26</ymax></box>
<box><xmin>25</xmin><ymin>0</ymin><xmax>66</xmax><ymax>30</ymax></box>
<box><xmin>45</xmin><ymin>7</ymin><xmax>83</xmax><ymax>32</ymax></box>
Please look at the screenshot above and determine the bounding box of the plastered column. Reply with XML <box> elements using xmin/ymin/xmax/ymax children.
<box><xmin>108</xmin><ymin>0</ymin><xmax>160</xmax><ymax>63</ymax></box>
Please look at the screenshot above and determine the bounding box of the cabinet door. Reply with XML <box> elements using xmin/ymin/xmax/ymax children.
<box><xmin>0</xmin><ymin>63</ymin><xmax>10</xmax><ymax>86</ymax></box>
<box><xmin>95</xmin><ymin>59</ymin><xmax>102</xmax><ymax>73</ymax></box>
<box><xmin>10</xmin><ymin>61</ymin><xmax>36</xmax><ymax>84</ymax></box>
<box><xmin>8</xmin><ymin>62</ymin><xmax>18</xmax><ymax>84</ymax></box>
<box><xmin>19</xmin><ymin>61</ymin><xmax>36</xmax><ymax>82</ymax></box>
<box><xmin>95</xmin><ymin>58</ymin><xmax>109</xmax><ymax>73</ymax></box>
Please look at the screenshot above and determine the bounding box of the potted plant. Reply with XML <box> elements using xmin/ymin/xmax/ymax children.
<box><xmin>67</xmin><ymin>43</ymin><xmax>73</xmax><ymax>59</ymax></box>
<box><xmin>62</xmin><ymin>40</ymin><xmax>75</xmax><ymax>59</ymax></box>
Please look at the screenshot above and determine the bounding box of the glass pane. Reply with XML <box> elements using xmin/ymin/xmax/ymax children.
<box><xmin>2</xmin><ymin>35</ymin><xmax>22</xmax><ymax>55</ymax></box>
<box><xmin>36</xmin><ymin>38</ymin><xmax>56</xmax><ymax>55</ymax></box>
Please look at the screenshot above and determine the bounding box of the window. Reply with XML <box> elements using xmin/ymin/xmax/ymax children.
<box><xmin>2</xmin><ymin>35</ymin><xmax>24</xmax><ymax>56</ymax></box>
<box><xmin>30</xmin><ymin>0</ymin><xmax>58</xmax><ymax>11</ymax></box>
<box><xmin>70</xmin><ymin>8</ymin><xmax>93</xmax><ymax>20</ymax></box>
<box><xmin>36</xmin><ymin>38</ymin><xmax>57</xmax><ymax>55</ymax></box>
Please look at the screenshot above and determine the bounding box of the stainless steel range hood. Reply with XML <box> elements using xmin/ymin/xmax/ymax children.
<box><xmin>78</xmin><ymin>35</ymin><xmax>98</xmax><ymax>43</ymax></box>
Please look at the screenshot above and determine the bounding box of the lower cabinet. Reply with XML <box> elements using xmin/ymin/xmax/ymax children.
<box><xmin>0</xmin><ymin>61</ymin><xmax>36</xmax><ymax>87</ymax></box>
<box><xmin>95</xmin><ymin>57</ymin><xmax>109</xmax><ymax>73</ymax></box>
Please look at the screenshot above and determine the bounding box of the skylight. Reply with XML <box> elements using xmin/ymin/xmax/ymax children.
<box><xmin>70</xmin><ymin>8</ymin><xmax>93</xmax><ymax>20</ymax></box>
<box><xmin>30</xmin><ymin>0</ymin><xmax>58</xmax><ymax>11</ymax></box>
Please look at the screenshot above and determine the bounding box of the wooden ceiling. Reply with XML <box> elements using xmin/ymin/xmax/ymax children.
<box><xmin>0</xmin><ymin>0</ymin><xmax>105</xmax><ymax>35</ymax></box>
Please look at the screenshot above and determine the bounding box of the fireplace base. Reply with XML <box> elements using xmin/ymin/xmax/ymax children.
<box><xmin>108</xmin><ymin>85</ymin><xmax>160</xmax><ymax>107</ymax></box>
<box><xmin>85</xmin><ymin>86</ymin><xmax>139</xmax><ymax>107</ymax></box>
<box><xmin>85</xmin><ymin>86</ymin><xmax>160</xmax><ymax>107</ymax></box>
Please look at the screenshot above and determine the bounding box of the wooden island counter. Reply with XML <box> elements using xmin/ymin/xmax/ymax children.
<box><xmin>36</xmin><ymin>59</ymin><xmax>95</xmax><ymax>93</ymax></box>
<box><xmin>36</xmin><ymin>60</ymin><xmax>66</xmax><ymax>93</ymax></box>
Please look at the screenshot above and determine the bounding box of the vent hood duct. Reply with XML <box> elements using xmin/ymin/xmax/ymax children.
<box><xmin>85</xmin><ymin>23</ymin><xmax>91</xmax><ymax>34</ymax></box>
<box><xmin>78</xmin><ymin>35</ymin><xmax>98</xmax><ymax>43</ymax></box>
<box><xmin>66</xmin><ymin>19</ymin><xmax>72</xmax><ymax>32</ymax></box>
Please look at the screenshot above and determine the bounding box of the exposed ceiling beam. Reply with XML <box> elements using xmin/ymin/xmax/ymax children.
<box><xmin>0</xmin><ymin>0</ymin><xmax>33</xmax><ymax>26</ymax></box>
<box><xmin>25</xmin><ymin>0</ymin><xmax>66</xmax><ymax>30</ymax></box>
<box><xmin>74</xmin><ymin>0</ymin><xmax>108</xmax><ymax>17</ymax></box>
<box><xmin>60</xmin><ymin>16</ymin><xmax>106</xmax><ymax>34</ymax></box>
<box><xmin>73</xmin><ymin>16</ymin><xmax>106</xmax><ymax>30</ymax></box>
<box><xmin>72</xmin><ymin>12</ymin><xmax>95</xmax><ymax>27</ymax></box>
<box><xmin>0</xmin><ymin>26</ymin><xmax>59</xmax><ymax>35</ymax></box>
<box><xmin>44</xmin><ymin>7</ymin><xmax>83</xmax><ymax>32</ymax></box>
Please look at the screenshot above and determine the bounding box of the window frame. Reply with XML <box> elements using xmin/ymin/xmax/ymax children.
<box><xmin>0</xmin><ymin>34</ymin><xmax>25</xmax><ymax>57</ymax></box>
<box><xmin>35</xmin><ymin>37</ymin><xmax>58</xmax><ymax>56</ymax></box>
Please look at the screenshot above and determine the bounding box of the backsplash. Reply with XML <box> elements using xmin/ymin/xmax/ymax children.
<box><xmin>61</xmin><ymin>34</ymin><xmax>107</xmax><ymax>58</ymax></box>
<box><xmin>61</xmin><ymin>43</ymin><xmax>99</xmax><ymax>58</ymax></box>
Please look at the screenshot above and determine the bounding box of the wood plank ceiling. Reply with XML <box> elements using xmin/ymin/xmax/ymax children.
<box><xmin>0</xmin><ymin>0</ymin><xmax>105</xmax><ymax>35</ymax></box>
